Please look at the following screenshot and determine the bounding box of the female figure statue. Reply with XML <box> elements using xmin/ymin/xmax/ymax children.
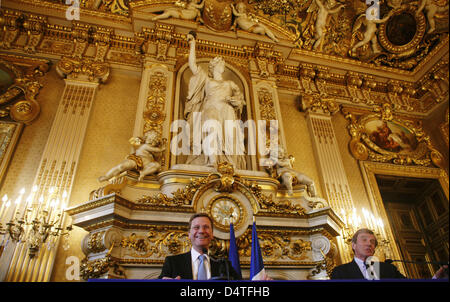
<box><xmin>184</xmin><ymin>32</ymin><xmax>246</xmax><ymax>169</ymax></box>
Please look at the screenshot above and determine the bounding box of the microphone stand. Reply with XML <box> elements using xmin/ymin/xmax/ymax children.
<box><xmin>211</xmin><ymin>258</ymin><xmax>231</xmax><ymax>280</ymax></box>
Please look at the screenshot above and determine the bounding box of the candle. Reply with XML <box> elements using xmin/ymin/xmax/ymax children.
<box><xmin>0</xmin><ymin>194</ymin><xmax>11</xmax><ymax>222</ymax></box>
<box><xmin>35</xmin><ymin>195</ymin><xmax>45</xmax><ymax>221</ymax></box>
<box><xmin>50</xmin><ymin>198</ymin><xmax>60</xmax><ymax>223</ymax></box>
<box><xmin>58</xmin><ymin>201</ymin><xmax>67</xmax><ymax>228</ymax></box>
<box><xmin>11</xmin><ymin>195</ymin><xmax>22</xmax><ymax>221</ymax></box>
<box><xmin>0</xmin><ymin>195</ymin><xmax>8</xmax><ymax>222</ymax></box>
<box><xmin>22</xmin><ymin>194</ymin><xmax>33</xmax><ymax>220</ymax></box>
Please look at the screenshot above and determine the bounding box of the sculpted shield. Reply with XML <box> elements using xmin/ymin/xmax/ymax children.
<box><xmin>202</xmin><ymin>0</ymin><xmax>233</xmax><ymax>32</ymax></box>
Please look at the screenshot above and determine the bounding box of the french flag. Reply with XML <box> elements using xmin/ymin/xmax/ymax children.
<box><xmin>250</xmin><ymin>220</ymin><xmax>266</xmax><ymax>280</ymax></box>
<box><xmin>229</xmin><ymin>223</ymin><xmax>242</xmax><ymax>279</ymax></box>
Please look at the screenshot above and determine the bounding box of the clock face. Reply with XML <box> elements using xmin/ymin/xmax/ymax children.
<box><xmin>208</xmin><ymin>196</ymin><xmax>243</xmax><ymax>230</ymax></box>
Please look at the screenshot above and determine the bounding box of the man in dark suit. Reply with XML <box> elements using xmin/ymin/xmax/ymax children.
<box><xmin>158</xmin><ymin>213</ymin><xmax>241</xmax><ymax>280</ymax></box>
<box><xmin>331</xmin><ymin>228</ymin><xmax>405</xmax><ymax>279</ymax></box>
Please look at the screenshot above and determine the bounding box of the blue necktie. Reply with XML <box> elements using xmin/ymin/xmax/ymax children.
<box><xmin>197</xmin><ymin>254</ymin><xmax>207</xmax><ymax>280</ymax></box>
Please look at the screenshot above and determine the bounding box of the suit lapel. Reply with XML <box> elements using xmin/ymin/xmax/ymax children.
<box><xmin>350</xmin><ymin>259</ymin><xmax>366</xmax><ymax>279</ymax></box>
<box><xmin>180</xmin><ymin>252</ymin><xmax>193</xmax><ymax>279</ymax></box>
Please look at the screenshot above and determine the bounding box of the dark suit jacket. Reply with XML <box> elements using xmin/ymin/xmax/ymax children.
<box><xmin>158</xmin><ymin>251</ymin><xmax>241</xmax><ymax>280</ymax></box>
<box><xmin>330</xmin><ymin>259</ymin><xmax>406</xmax><ymax>279</ymax></box>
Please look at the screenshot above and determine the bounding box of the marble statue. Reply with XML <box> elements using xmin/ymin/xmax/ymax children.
<box><xmin>351</xmin><ymin>10</ymin><xmax>393</xmax><ymax>54</ymax></box>
<box><xmin>265</xmin><ymin>146</ymin><xmax>317</xmax><ymax>197</ymax></box>
<box><xmin>416</xmin><ymin>0</ymin><xmax>449</xmax><ymax>34</ymax></box>
<box><xmin>308</xmin><ymin>0</ymin><xmax>345</xmax><ymax>50</ymax></box>
<box><xmin>152</xmin><ymin>0</ymin><xmax>205</xmax><ymax>22</ymax></box>
<box><xmin>98</xmin><ymin>130</ymin><xmax>166</xmax><ymax>182</ymax></box>
<box><xmin>184</xmin><ymin>32</ymin><xmax>247</xmax><ymax>170</ymax></box>
<box><xmin>231</xmin><ymin>2</ymin><xmax>279</xmax><ymax>43</ymax></box>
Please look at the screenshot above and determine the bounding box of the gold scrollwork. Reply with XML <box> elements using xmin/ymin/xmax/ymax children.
<box><xmin>144</xmin><ymin>71</ymin><xmax>167</xmax><ymax>137</ymax></box>
<box><xmin>119</xmin><ymin>226</ymin><xmax>312</xmax><ymax>263</ymax></box>
<box><xmin>80</xmin><ymin>244</ymin><xmax>126</xmax><ymax>280</ymax></box>
<box><xmin>236</xmin><ymin>228</ymin><xmax>312</xmax><ymax>262</ymax></box>
<box><xmin>56</xmin><ymin>57</ymin><xmax>110</xmax><ymax>83</ymax></box>
<box><xmin>136</xmin><ymin>175</ymin><xmax>212</xmax><ymax>208</ymax></box>
<box><xmin>87</xmin><ymin>231</ymin><xmax>107</xmax><ymax>254</ymax></box>
<box><xmin>136</xmin><ymin>162</ymin><xmax>307</xmax><ymax>217</ymax></box>
<box><xmin>120</xmin><ymin>227</ymin><xmax>191</xmax><ymax>258</ymax></box>
<box><xmin>0</xmin><ymin>56</ymin><xmax>49</xmax><ymax>124</ymax></box>
<box><xmin>299</xmin><ymin>94</ymin><xmax>339</xmax><ymax>115</ymax></box>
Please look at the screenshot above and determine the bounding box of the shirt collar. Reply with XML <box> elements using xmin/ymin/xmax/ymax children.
<box><xmin>354</xmin><ymin>257</ymin><xmax>366</xmax><ymax>268</ymax></box>
<box><xmin>191</xmin><ymin>248</ymin><xmax>209</xmax><ymax>262</ymax></box>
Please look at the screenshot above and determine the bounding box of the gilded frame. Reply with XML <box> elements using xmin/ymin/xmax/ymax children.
<box><xmin>359</xmin><ymin>160</ymin><xmax>449</xmax><ymax>276</ymax></box>
<box><xmin>0</xmin><ymin>121</ymin><xmax>24</xmax><ymax>187</ymax></box>
<box><xmin>343</xmin><ymin>104</ymin><xmax>445</xmax><ymax>169</ymax></box>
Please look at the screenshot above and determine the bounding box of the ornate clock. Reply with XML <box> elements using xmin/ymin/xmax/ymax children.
<box><xmin>207</xmin><ymin>195</ymin><xmax>245</xmax><ymax>231</ymax></box>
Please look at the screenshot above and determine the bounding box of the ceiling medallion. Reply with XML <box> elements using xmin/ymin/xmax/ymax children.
<box><xmin>378</xmin><ymin>6</ymin><xmax>427</xmax><ymax>55</ymax></box>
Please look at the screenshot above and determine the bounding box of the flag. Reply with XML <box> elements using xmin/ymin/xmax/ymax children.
<box><xmin>228</xmin><ymin>223</ymin><xmax>242</xmax><ymax>279</ymax></box>
<box><xmin>250</xmin><ymin>221</ymin><xmax>266</xmax><ymax>280</ymax></box>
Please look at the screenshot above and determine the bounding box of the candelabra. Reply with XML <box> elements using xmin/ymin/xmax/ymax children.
<box><xmin>339</xmin><ymin>207</ymin><xmax>390</xmax><ymax>255</ymax></box>
<box><xmin>0</xmin><ymin>186</ymin><xmax>72</xmax><ymax>259</ymax></box>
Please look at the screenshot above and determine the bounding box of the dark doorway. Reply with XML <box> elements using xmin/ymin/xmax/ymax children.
<box><xmin>376</xmin><ymin>175</ymin><xmax>449</xmax><ymax>279</ymax></box>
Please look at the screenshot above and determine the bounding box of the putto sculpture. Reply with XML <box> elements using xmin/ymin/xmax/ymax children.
<box><xmin>98</xmin><ymin>130</ymin><xmax>166</xmax><ymax>182</ymax></box>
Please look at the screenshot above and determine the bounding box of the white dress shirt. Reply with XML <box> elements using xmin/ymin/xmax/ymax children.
<box><xmin>191</xmin><ymin>248</ymin><xmax>211</xmax><ymax>280</ymax></box>
<box><xmin>354</xmin><ymin>257</ymin><xmax>369</xmax><ymax>279</ymax></box>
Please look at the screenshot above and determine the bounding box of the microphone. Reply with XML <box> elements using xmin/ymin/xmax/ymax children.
<box><xmin>385</xmin><ymin>259</ymin><xmax>449</xmax><ymax>266</ymax></box>
<box><xmin>211</xmin><ymin>258</ymin><xmax>231</xmax><ymax>280</ymax></box>
<box><xmin>202</xmin><ymin>247</ymin><xmax>231</xmax><ymax>280</ymax></box>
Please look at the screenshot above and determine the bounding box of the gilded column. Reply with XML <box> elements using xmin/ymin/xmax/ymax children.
<box><xmin>250</xmin><ymin>42</ymin><xmax>288</xmax><ymax>167</ymax></box>
<box><xmin>1</xmin><ymin>57</ymin><xmax>109</xmax><ymax>281</ymax></box>
<box><xmin>302</xmin><ymin>96</ymin><xmax>353</xmax><ymax>263</ymax></box>
<box><xmin>133</xmin><ymin>24</ymin><xmax>176</xmax><ymax>169</ymax></box>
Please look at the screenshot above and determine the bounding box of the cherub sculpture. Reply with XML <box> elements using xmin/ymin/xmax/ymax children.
<box><xmin>231</xmin><ymin>2</ymin><xmax>279</xmax><ymax>43</ymax></box>
<box><xmin>416</xmin><ymin>0</ymin><xmax>449</xmax><ymax>34</ymax></box>
<box><xmin>307</xmin><ymin>0</ymin><xmax>345</xmax><ymax>51</ymax></box>
<box><xmin>152</xmin><ymin>0</ymin><xmax>205</xmax><ymax>22</ymax></box>
<box><xmin>264</xmin><ymin>146</ymin><xmax>317</xmax><ymax>197</ymax></box>
<box><xmin>98</xmin><ymin>130</ymin><xmax>166</xmax><ymax>182</ymax></box>
<box><xmin>351</xmin><ymin>10</ymin><xmax>394</xmax><ymax>54</ymax></box>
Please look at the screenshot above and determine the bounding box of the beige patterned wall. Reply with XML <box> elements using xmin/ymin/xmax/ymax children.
<box><xmin>0</xmin><ymin>66</ymin><xmax>63</xmax><ymax>199</ymax></box>
<box><xmin>277</xmin><ymin>93</ymin><xmax>323</xmax><ymax>198</ymax></box>
<box><xmin>50</xmin><ymin>67</ymin><xmax>141</xmax><ymax>281</ymax></box>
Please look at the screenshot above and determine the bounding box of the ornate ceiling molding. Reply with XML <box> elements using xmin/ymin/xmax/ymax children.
<box><xmin>1</xmin><ymin>2</ymin><xmax>448</xmax><ymax>116</ymax></box>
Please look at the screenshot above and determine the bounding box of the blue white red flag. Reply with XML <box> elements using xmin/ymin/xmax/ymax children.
<box><xmin>250</xmin><ymin>221</ymin><xmax>266</xmax><ymax>280</ymax></box>
<box><xmin>229</xmin><ymin>223</ymin><xmax>242</xmax><ymax>279</ymax></box>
